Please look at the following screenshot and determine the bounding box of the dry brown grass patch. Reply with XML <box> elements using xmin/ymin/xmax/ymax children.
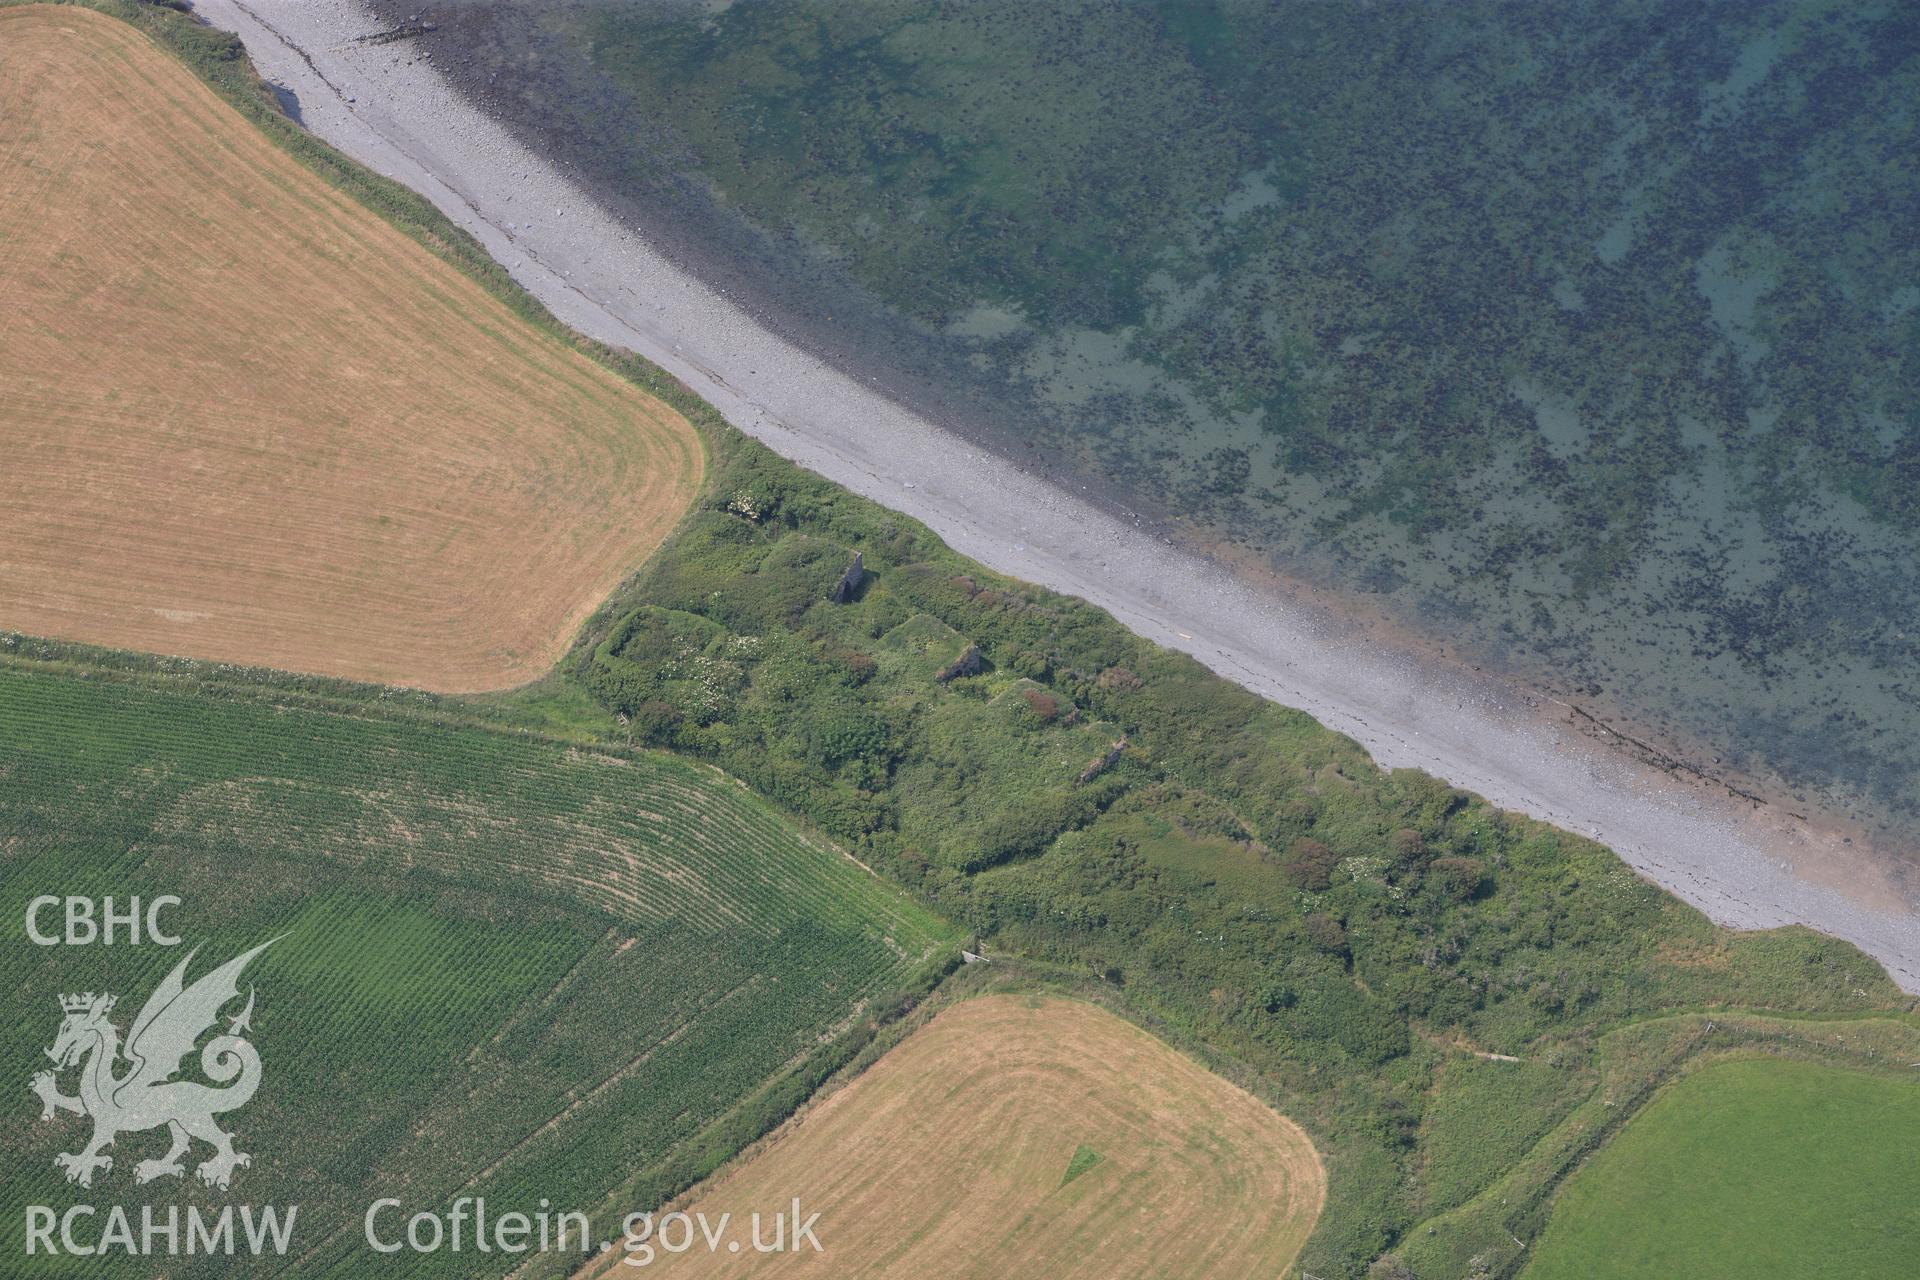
<box><xmin>588</xmin><ymin>994</ymin><xmax>1324</xmax><ymax>1279</ymax></box>
<box><xmin>0</xmin><ymin>6</ymin><xmax>702</xmax><ymax>690</ymax></box>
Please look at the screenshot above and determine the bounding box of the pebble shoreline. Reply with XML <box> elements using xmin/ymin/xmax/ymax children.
<box><xmin>187</xmin><ymin>0</ymin><xmax>1920</xmax><ymax>992</ymax></box>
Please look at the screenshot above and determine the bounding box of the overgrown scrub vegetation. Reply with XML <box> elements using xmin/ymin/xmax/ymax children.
<box><xmin>570</xmin><ymin>434</ymin><xmax>1911</xmax><ymax>1275</ymax></box>
<box><xmin>7</xmin><ymin>4</ymin><xmax>1915</xmax><ymax>1276</ymax></box>
<box><xmin>0</xmin><ymin>668</ymin><xmax>954</xmax><ymax>1278</ymax></box>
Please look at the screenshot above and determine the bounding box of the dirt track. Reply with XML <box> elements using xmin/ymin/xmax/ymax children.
<box><xmin>582</xmin><ymin>995</ymin><xmax>1324</xmax><ymax>1279</ymax></box>
<box><xmin>0</xmin><ymin>7</ymin><xmax>701</xmax><ymax>691</ymax></box>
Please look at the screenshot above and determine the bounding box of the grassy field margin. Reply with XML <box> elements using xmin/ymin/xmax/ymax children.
<box><xmin>6</xmin><ymin>5</ymin><xmax>1918</xmax><ymax>1278</ymax></box>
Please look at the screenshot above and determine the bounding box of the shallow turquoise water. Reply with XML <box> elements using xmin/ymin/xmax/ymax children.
<box><xmin>402</xmin><ymin>0</ymin><xmax>1920</xmax><ymax>838</ymax></box>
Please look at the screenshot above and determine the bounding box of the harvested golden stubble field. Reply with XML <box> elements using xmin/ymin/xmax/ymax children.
<box><xmin>0</xmin><ymin>7</ymin><xmax>702</xmax><ymax>690</ymax></box>
<box><xmin>592</xmin><ymin>995</ymin><xmax>1325</xmax><ymax>1279</ymax></box>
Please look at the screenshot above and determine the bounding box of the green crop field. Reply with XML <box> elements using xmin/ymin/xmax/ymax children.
<box><xmin>0</xmin><ymin>664</ymin><xmax>955</xmax><ymax>1277</ymax></box>
<box><xmin>569</xmin><ymin>435</ymin><xmax>1916</xmax><ymax>1275</ymax></box>
<box><xmin>4</xmin><ymin>5</ymin><xmax>1918</xmax><ymax>1277</ymax></box>
<box><xmin>1523</xmin><ymin>1057</ymin><xmax>1920</xmax><ymax>1279</ymax></box>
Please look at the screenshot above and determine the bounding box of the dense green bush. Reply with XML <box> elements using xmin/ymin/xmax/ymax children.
<box><xmin>26</xmin><ymin>9</ymin><xmax>1906</xmax><ymax>1269</ymax></box>
<box><xmin>573</xmin><ymin>436</ymin><xmax>1907</xmax><ymax>1275</ymax></box>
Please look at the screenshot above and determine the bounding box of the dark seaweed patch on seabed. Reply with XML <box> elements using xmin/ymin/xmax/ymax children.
<box><xmin>397</xmin><ymin>0</ymin><xmax>1920</xmax><ymax>843</ymax></box>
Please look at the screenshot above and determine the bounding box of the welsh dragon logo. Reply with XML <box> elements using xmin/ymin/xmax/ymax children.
<box><xmin>29</xmin><ymin>941</ymin><xmax>273</xmax><ymax>1191</ymax></box>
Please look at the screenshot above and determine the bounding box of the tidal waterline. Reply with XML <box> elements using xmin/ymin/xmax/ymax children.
<box><xmin>387</xmin><ymin>0</ymin><xmax>1920</xmax><ymax>852</ymax></box>
<box><xmin>186</xmin><ymin>0</ymin><xmax>1920</xmax><ymax>984</ymax></box>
